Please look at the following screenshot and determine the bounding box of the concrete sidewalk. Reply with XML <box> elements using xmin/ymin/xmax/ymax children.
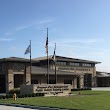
<box><xmin>92</xmin><ymin>87</ymin><xmax>110</xmax><ymax>91</ymax></box>
<box><xmin>0</xmin><ymin>105</ymin><xmax>37</xmax><ymax>110</ymax></box>
<box><xmin>0</xmin><ymin>104</ymin><xmax>69</xmax><ymax>110</ymax></box>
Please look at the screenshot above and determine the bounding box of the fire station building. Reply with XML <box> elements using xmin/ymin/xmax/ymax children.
<box><xmin>0</xmin><ymin>55</ymin><xmax>100</xmax><ymax>93</ymax></box>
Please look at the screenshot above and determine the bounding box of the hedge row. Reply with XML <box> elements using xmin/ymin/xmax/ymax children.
<box><xmin>17</xmin><ymin>93</ymin><xmax>45</xmax><ymax>98</ymax></box>
<box><xmin>0</xmin><ymin>93</ymin><xmax>44</xmax><ymax>99</ymax></box>
<box><xmin>71</xmin><ymin>88</ymin><xmax>91</xmax><ymax>91</ymax></box>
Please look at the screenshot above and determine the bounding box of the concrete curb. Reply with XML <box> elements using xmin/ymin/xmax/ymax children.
<box><xmin>0</xmin><ymin>103</ymin><xmax>70</xmax><ymax>110</ymax></box>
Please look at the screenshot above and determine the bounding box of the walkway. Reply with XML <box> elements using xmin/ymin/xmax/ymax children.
<box><xmin>0</xmin><ymin>105</ymin><xmax>39</xmax><ymax>110</ymax></box>
<box><xmin>92</xmin><ymin>87</ymin><xmax>110</xmax><ymax>91</ymax></box>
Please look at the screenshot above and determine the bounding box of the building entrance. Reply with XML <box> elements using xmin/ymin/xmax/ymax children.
<box><xmin>84</xmin><ymin>74</ymin><xmax>92</xmax><ymax>88</ymax></box>
<box><xmin>0</xmin><ymin>75</ymin><xmax>6</xmax><ymax>93</ymax></box>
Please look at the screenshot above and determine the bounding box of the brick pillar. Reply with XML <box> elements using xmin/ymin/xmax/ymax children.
<box><xmin>6</xmin><ymin>67</ymin><xmax>14</xmax><ymax>93</ymax></box>
<box><xmin>79</xmin><ymin>75</ymin><xmax>84</xmax><ymax>88</ymax></box>
<box><xmin>25</xmin><ymin>64</ymin><xmax>31</xmax><ymax>85</ymax></box>
<box><xmin>73</xmin><ymin>77</ymin><xmax>77</xmax><ymax>89</ymax></box>
<box><xmin>93</xmin><ymin>67</ymin><xmax>96</xmax><ymax>87</ymax></box>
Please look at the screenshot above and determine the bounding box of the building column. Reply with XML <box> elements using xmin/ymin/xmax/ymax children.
<box><xmin>73</xmin><ymin>77</ymin><xmax>77</xmax><ymax>89</ymax></box>
<box><xmin>79</xmin><ymin>75</ymin><xmax>84</xmax><ymax>88</ymax></box>
<box><xmin>25</xmin><ymin>64</ymin><xmax>31</xmax><ymax>85</ymax></box>
<box><xmin>6</xmin><ymin>66</ymin><xmax>14</xmax><ymax>93</ymax></box>
<box><xmin>92</xmin><ymin>67</ymin><xmax>96</xmax><ymax>87</ymax></box>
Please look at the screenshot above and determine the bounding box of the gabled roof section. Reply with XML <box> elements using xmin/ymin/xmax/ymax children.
<box><xmin>33</xmin><ymin>55</ymin><xmax>101</xmax><ymax>64</ymax></box>
<box><xmin>0</xmin><ymin>57</ymin><xmax>38</xmax><ymax>63</ymax></box>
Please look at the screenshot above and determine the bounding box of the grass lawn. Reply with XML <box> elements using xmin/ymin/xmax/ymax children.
<box><xmin>0</xmin><ymin>90</ymin><xmax>110</xmax><ymax>110</ymax></box>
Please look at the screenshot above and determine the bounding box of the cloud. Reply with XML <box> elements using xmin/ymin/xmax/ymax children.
<box><xmin>49</xmin><ymin>38</ymin><xmax>99</xmax><ymax>50</ymax></box>
<box><xmin>50</xmin><ymin>38</ymin><xmax>97</xmax><ymax>44</ymax></box>
<box><xmin>15</xmin><ymin>26</ymin><xmax>29</xmax><ymax>31</ymax></box>
<box><xmin>0</xmin><ymin>38</ymin><xmax>14</xmax><ymax>41</ymax></box>
<box><xmin>9</xmin><ymin>46</ymin><xmax>17</xmax><ymax>51</ymax></box>
<box><xmin>4</xmin><ymin>18</ymin><xmax>55</xmax><ymax>36</ymax></box>
<box><xmin>57</xmin><ymin>39</ymin><xmax>97</xmax><ymax>44</ymax></box>
<box><xmin>15</xmin><ymin>18</ymin><xmax>55</xmax><ymax>31</ymax></box>
<box><xmin>4</xmin><ymin>32</ymin><xmax>14</xmax><ymax>36</ymax></box>
<box><xmin>8</xmin><ymin>46</ymin><xmax>25</xmax><ymax>53</ymax></box>
<box><xmin>48</xmin><ymin>38</ymin><xmax>109</xmax><ymax>64</ymax></box>
<box><xmin>39</xmin><ymin>19</ymin><xmax>54</xmax><ymax>24</ymax></box>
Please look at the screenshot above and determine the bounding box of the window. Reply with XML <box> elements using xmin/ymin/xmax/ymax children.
<box><xmin>49</xmin><ymin>80</ymin><xmax>55</xmax><ymax>84</ymax></box>
<box><xmin>56</xmin><ymin>62</ymin><xmax>66</xmax><ymax>65</ymax></box>
<box><xmin>64</xmin><ymin>80</ymin><xmax>72</xmax><ymax>85</ymax></box>
<box><xmin>70</xmin><ymin>62</ymin><xmax>79</xmax><ymax>66</ymax></box>
<box><xmin>31</xmin><ymin>80</ymin><xmax>38</xmax><ymax>84</ymax></box>
<box><xmin>0</xmin><ymin>65</ymin><xmax>2</xmax><ymax>71</ymax></box>
<box><xmin>82</xmin><ymin>63</ymin><xmax>91</xmax><ymax>67</ymax></box>
<box><xmin>14</xmin><ymin>74</ymin><xmax>24</xmax><ymax>88</ymax></box>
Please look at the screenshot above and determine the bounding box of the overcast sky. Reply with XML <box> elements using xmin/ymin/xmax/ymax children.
<box><xmin>0</xmin><ymin>0</ymin><xmax>110</xmax><ymax>72</ymax></box>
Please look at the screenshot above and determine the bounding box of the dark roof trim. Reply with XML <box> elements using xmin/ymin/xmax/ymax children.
<box><xmin>0</xmin><ymin>57</ymin><xmax>38</xmax><ymax>63</ymax></box>
<box><xmin>33</xmin><ymin>55</ymin><xmax>101</xmax><ymax>64</ymax></box>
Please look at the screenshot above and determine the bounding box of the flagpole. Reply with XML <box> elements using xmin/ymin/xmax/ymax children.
<box><xmin>47</xmin><ymin>28</ymin><xmax>49</xmax><ymax>84</ymax></box>
<box><xmin>24</xmin><ymin>41</ymin><xmax>31</xmax><ymax>84</ymax></box>
<box><xmin>54</xmin><ymin>43</ymin><xmax>57</xmax><ymax>84</ymax></box>
<box><xmin>30</xmin><ymin>40</ymin><xmax>32</xmax><ymax>79</ymax></box>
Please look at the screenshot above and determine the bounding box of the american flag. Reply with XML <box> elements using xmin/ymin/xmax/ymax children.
<box><xmin>53</xmin><ymin>43</ymin><xmax>56</xmax><ymax>62</ymax></box>
<box><xmin>45</xmin><ymin>36</ymin><xmax>48</xmax><ymax>53</ymax></box>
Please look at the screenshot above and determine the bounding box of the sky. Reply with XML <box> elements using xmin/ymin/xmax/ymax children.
<box><xmin>0</xmin><ymin>0</ymin><xmax>110</xmax><ymax>72</ymax></box>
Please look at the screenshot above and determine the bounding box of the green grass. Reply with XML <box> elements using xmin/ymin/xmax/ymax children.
<box><xmin>0</xmin><ymin>90</ymin><xmax>110</xmax><ymax>110</ymax></box>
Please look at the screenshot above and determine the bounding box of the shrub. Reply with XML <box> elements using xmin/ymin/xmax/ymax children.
<box><xmin>17</xmin><ymin>94</ymin><xmax>21</xmax><ymax>98</ymax></box>
<box><xmin>36</xmin><ymin>93</ymin><xmax>39</xmax><ymax>97</ymax></box>
<box><xmin>28</xmin><ymin>94</ymin><xmax>32</xmax><ymax>97</ymax></box>
<box><xmin>8</xmin><ymin>89</ymin><xmax>20</xmax><ymax>95</ymax></box>
<box><xmin>40</xmin><ymin>93</ymin><xmax>44</xmax><ymax>96</ymax></box>
<box><xmin>21</xmin><ymin>94</ymin><xmax>25</xmax><ymax>98</ymax></box>
<box><xmin>24</xmin><ymin>94</ymin><xmax>28</xmax><ymax>97</ymax></box>
<box><xmin>2</xmin><ymin>96</ymin><xmax>6</xmax><ymax>99</ymax></box>
<box><xmin>32</xmin><ymin>93</ymin><xmax>36</xmax><ymax>97</ymax></box>
<box><xmin>6</xmin><ymin>94</ymin><xmax>13</xmax><ymax>98</ymax></box>
<box><xmin>71</xmin><ymin>88</ymin><xmax>91</xmax><ymax>91</ymax></box>
<box><xmin>5</xmin><ymin>93</ymin><xmax>45</xmax><ymax>99</ymax></box>
<box><xmin>0</xmin><ymin>95</ymin><xmax>3</xmax><ymax>99</ymax></box>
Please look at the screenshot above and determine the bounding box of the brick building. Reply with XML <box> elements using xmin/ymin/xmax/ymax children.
<box><xmin>0</xmin><ymin>56</ymin><xmax>100</xmax><ymax>93</ymax></box>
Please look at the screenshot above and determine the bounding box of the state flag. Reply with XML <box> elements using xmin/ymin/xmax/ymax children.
<box><xmin>24</xmin><ymin>45</ymin><xmax>31</xmax><ymax>54</ymax></box>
